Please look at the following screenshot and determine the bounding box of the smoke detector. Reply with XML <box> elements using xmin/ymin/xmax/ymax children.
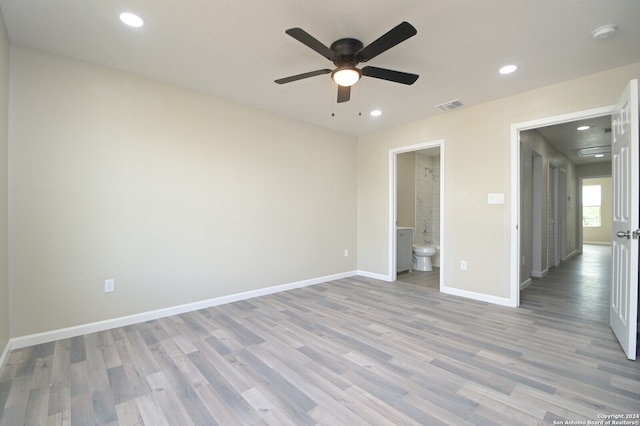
<box><xmin>592</xmin><ymin>25</ymin><xmax>617</xmax><ymax>41</ymax></box>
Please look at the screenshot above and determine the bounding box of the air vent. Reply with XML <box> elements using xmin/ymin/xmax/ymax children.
<box><xmin>576</xmin><ymin>145</ymin><xmax>611</xmax><ymax>157</ymax></box>
<box><xmin>436</xmin><ymin>99</ymin><xmax>463</xmax><ymax>111</ymax></box>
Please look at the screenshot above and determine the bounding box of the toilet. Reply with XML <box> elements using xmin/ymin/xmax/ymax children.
<box><xmin>412</xmin><ymin>245</ymin><xmax>437</xmax><ymax>271</ymax></box>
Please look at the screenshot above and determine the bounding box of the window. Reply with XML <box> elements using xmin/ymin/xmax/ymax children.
<box><xmin>583</xmin><ymin>185</ymin><xmax>601</xmax><ymax>227</ymax></box>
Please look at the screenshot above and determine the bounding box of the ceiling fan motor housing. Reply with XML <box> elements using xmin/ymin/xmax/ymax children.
<box><xmin>330</xmin><ymin>38</ymin><xmax>364</xmax><ymax>67</ymax></box>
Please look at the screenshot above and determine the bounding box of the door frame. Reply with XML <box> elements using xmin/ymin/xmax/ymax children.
<box><xmin>558</xmin><ymin>167</ymin><xmax>567</xmax><ymax>262</ymax></box>
<box><xmin>548</xmin><ymin>163</ymin><xmax>559</xmax><ymax>269</ymax></box>
<box><xmin>389</xmin><ymin>139</ymin><xmax>445</xmax><ymax>286</ymax></box>
<box><xmin>532</xmin><ymin>151</ymin><xmax>544</xmax><ymax>277</ymax></box>
<box><xmin>510</xmin><ymin>106</ymin><xmax>613</xmax><ymax>306</ymax></box>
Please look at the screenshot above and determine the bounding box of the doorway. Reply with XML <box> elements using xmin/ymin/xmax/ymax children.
<box><xmin>510</xmin><ymin>105</ymin><xmax>613</xmax><ymax>306</ymax></box>
<box><xmin>389</xmin><ymin>140</ymin><xmax>444</xmax><ymax>289</ymax></box>
<box><xmin>516</xmin><ymin>81</ymin><xmax>639</xmax><ymax>359</ymax></box>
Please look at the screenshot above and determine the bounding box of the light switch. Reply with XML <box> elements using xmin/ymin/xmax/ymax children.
<box><xmin>488</xmin><ymin>193</ymin><xmax>505</xmax><ymax>204</ymax></box>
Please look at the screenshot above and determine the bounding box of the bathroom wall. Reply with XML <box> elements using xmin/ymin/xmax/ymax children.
<box><xmin>396</xmin><ymin>151</ymin><xmax>416</xmax><ymax>228</ymax></box>
<box><xmin>415</xmin><ymin>151</ymin><xmax>440</xmax><ymax>267</ymax></box>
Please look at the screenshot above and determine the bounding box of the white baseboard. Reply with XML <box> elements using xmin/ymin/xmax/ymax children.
<box><xmin>520</xmin><ymin>278</ymin><xmax>532</xmax><ymax>290</ymax></box>
<box><xmin>357</xmin><ymin>270</ymin><xmax>392</xmax><ymax>282</ymax></box>
<box><xmin>531</xmin><ymin>269</ymin><xmax>548</xmax><ymax>278</ymax></box>
<box><xmin>441</xmin><ymin>285</ymin><xmax>517</xmax><ymax>307</ymax></box>
<box><xmin>584</xmin><ymin>241</ymin><xmax>612</xmax><ymax>246</ymax></box>
<box><xmin>565</xmin><ymin>249</ymin><xmax>581</xmax><ymax>260</ymax></box>
<box><xmin>9</xmin><ymin>271</ymin><xmax>358</xmax><ymax>350</ymax></box>
<box><xmin>0</xmin><ymin>339</ymin><xmax>11</xmax><ymax>377</ymax></box>
<box><xmin>359</xmin><ymin>270</ymin><xmax>515</xmax><ymax>307</ymax></box>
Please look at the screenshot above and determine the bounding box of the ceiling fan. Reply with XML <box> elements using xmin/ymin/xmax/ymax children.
<box><xmin>275</xmin><ymin>22</ymin><xmax>419</xmax><ymax>103</ymax></box>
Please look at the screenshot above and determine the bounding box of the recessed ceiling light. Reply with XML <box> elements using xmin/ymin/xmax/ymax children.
<box><xmin>577</xmin><ymin>125</ymin><xmax>591</xmax><ymax>131</ymax></box>
<box><xmin>120</xmin><ymin>12</ymin><xmax>144</xmax><ymax>28</ymax></box>
<box><xmin>594</xmin><ymin>154</ymin><xmax>604</xmax><ymax>158</ymax></box>
<box><xmin>370</xmin><ymin>110</ymin><xmax>382</xmax><ymax>117</ymax></box>
<box><xmin>499</xmin><ymin>64</ymin><xmax>518</xmax><ymax>75</ymax></box>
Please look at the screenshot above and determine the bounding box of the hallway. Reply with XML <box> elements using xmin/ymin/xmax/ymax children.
<box><xmin>521</xmin><ymin>244</ymin><xmax>612</xmax><ymax>326</ymax></box>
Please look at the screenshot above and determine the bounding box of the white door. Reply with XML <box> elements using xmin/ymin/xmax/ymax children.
<box><xmin>611</xmin><ymin>79</ymin><xmax>639</xmax><ymax>360</ymax></box>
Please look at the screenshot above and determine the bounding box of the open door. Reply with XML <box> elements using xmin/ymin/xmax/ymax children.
<box><xmin>611</xmin><ymin>79</ymin><xmax>639</xmax><ymax>360</ymax></box>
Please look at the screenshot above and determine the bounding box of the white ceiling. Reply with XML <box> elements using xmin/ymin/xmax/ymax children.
<box><xmin>534</xmin><ymin>115</ymin><xmax>613</xmax><ymax>165</ymax></box>
<box><xmin>0</xmin><ymin>0</ymin><xmax>639</xmax><ymax>137</ymax></box>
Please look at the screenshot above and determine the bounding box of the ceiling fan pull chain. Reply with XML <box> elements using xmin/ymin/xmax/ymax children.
<box><xmin>330</xmin><ymin>78</ymin><xmax>335</xmax><ymax>117</ymax></box>
<box><xmin>358</xmin><ymin>82</ymin><xmax>362</xmax><ymax>117</ymax></box>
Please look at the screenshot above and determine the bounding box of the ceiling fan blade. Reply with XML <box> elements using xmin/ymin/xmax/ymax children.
<box><xmin>361</xmin><ymin>66</ymin><xmax>419</xmax><ymax>85</ymax></box>
<box><xmin>274</xmin><ymin>69</ymin><xmax>331</xmax><ymax>84</ymax></box>
<box><xmin>285</xmin><ymin>28</ymin><xmax>336</xmax><ymax>60</ymax></box>
<box><xmin>357</xmin><ymin>22</ymin><xmax>417</xmax><ymax>62</ymax></box>
<box><xmin>337</xmin><ymin>85</ymin><xmax>351</xmax><ymax>103</ymax></box>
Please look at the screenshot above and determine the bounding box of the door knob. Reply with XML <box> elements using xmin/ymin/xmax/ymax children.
<box><xmin>633</xmin><ymin>229</ymin><xmax>640</xmax><ymax>240</ymax></box>
<box><xmin>616</xmin><ymin>230</ymin><xmax>631</xmax><ymax>239</ymax></box>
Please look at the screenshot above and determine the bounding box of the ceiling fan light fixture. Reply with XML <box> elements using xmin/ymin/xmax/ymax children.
<box><xmin>332</xmin><ymin>67</ymin><xmax>361</xmax><ymax>87</ymax></box>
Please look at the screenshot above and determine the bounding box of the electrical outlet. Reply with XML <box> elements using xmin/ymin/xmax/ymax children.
<box><xmin>104</xmin><ymin>279</ymin><xmax>115</xmax><ymax>293</ymax></box>
<box><xmin>460</xmin><ymin>261</ymin><xmax>467</xmax><ymax>271</ymax></box>
<box><xmin>344</xmin><ymin>249</ymin><xmax>349</xmax><ymax>257</ymax></box>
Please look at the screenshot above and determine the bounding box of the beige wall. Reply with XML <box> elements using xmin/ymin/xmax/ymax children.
<box><xmin>357</xmin><ymin>63</ymin><xmax>640</xmax><ymax>300</ymax></box>
<box><xmin>4</xmin><ymin>45</ymin><xmax>640</xmax><ymax>339</ymax></box>
<box><xmin>9</xmin><ymin>47</ymin><xmax>358</xmax><ymax>337</ymax></box>
<box><xmin>583</xmin><ymin>177</ymin><xmax>613</xmax><ymax>244</ymax></box>
<box><xmin>0</xmin><ymin>12</ymin><xmax>9</xmax><ymax>354</ymax></box>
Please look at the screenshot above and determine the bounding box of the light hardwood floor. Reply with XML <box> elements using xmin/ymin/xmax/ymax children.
<box><xmin>1</xmin><ymin>245</ymin><xmax>638</xmax><ymax>425</ymax></box>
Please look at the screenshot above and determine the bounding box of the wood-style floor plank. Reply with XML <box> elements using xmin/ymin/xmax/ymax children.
<box><xmin>1</xmin><ymin>245</ymin><xmax>638</xmax><ymax>425</ymax></box>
